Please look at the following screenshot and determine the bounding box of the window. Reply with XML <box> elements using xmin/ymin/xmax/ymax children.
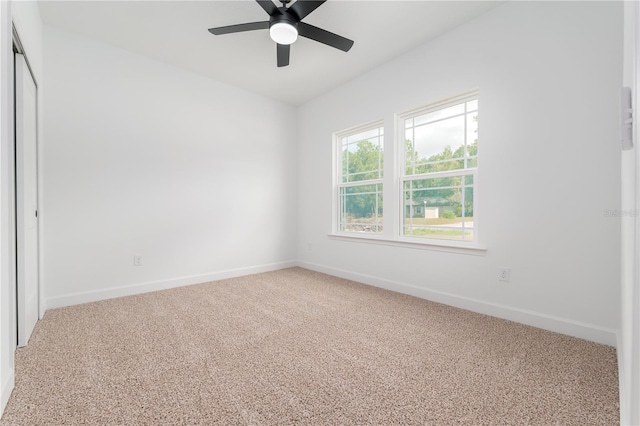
<box><xmin>400</xmin><ymin>94</ymin><xmax>478</xmax><ymax>242</ymax></box>
<box><xmin>333</xmin><ymin>92</ymin><xmax>479</xmax><ymax>249</ymax></box>
<box><xmin>336</xmin><ymin>123</ymin><xmax>384</xmax><ymax>234</ymax></box>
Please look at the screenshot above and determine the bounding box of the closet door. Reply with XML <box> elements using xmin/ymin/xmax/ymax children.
<box><xmin>15</xmin><ymin>53</ymin><xmax>39</xmax><ymax>347</ymax></box>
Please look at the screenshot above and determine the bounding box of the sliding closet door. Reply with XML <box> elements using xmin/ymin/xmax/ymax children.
<box><xmin>15</xmin><ymin>53</ymin><xmax>38</xmax><ymax>347</ymax></box>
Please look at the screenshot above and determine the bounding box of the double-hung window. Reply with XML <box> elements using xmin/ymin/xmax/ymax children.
<box><xmin>400</xmin><ymin>93</ymin><xmax>478</xmax><ymax>242</ymax></box>
<box><xmin>333</xmin><ymin>91</ymin><xmax>479</xmax><ymax>248</ymax></box>
<box><xmin>336</xmin><ymin>122</ymin><xmax>384</xmax><ymax>234</ymax></box>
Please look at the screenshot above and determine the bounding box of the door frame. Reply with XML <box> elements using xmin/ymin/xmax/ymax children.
<box><xmin>12</xmin><ymin>24</ymin><xmax>45</xmax><ymax>322</ymax></box>
<box><xmin>621</xmin><ymin>2</ymin><xmax>640</xmax><ymax>425</ymax></box>
<box><xmin>12</xmin><ymin>24</ymin><xmax>42</xmax><ymax>325</ymax></box>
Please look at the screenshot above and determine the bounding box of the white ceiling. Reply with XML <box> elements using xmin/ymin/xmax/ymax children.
<box><xmin>38</xmin><ymin>0</ymin><xmax>502</xmax><ymax>105</ymax></box>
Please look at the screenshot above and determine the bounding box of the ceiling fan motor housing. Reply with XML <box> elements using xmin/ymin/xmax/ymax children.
<box><xmin>270</xmin><ymin>11</ymin><xmax>299</xmax><ymax>31</ymax></box>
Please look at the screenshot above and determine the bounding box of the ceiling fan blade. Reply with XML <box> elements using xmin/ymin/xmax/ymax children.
<box><xmin>256</xmin><ymin>0</ymin><xmax>281</xmax><ymax>16</ymax></box>
<box><xmin>277</xmin><ymin>44</ymin><xmax>290</xmax><ymax>67</ymax></box>
<box><xmin>298</xmin><ymin>22</ymin><xmax>354</xmax><ymax>52</ymax></box>
<box><xmin>288</xmin><ymin>0</ymin><xmax>326</xmax><ymax>21</ymax></box>
<box><xmin>208</xmin><ymin>21</ymin><xmax>270</xmax><ymax>35</ymax></box>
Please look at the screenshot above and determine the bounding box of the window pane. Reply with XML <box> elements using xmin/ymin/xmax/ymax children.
<box><xmin>465</xmin><ymin>174</ymin><xmax>474</xmax><ymax>185</ymax></box>
<box><xmin>467</xmin><ymin>112</ymin><xmax>478</xmax><ymax>151</ymax></box>
<box><xmin>404</xmin><ymin>99</ymin><xmax>478</xmax><ymax>176</ymax></box>
<box><xmin>415</xmin><ymin>159</ymin><xmax>465</xmax><ymax>174</ymax></box>
<box><xmin>405</xmin><ymin>129</ymin><xmax>414</xmax><ymax>174</ymax></box>
<box><xmin>413</xmin><ymin>115</ymin><xmax>465</xmax><ymax>167</ymax></box>
<box><xmin>404</xmin><ymin>176</ymin><xmax>463</xmax><ymax>190</ymax></box>
<box><xmin>464</xmin><ymin>185</ymin><xmax>474</xmax><ymax>217</ymax></box>
<box><xmin>339</xmin><ymin>184</ymin><xmax>383</xmax><ymax>233</ymax></box>
<box><xmin>414</xmin><ymin>104</ymin><xmax>465</xmax><ymax>127</ymax></box>
<box><xmin>347</xmin><ymin>127</ymin><xmax>381</xmax><ymax>144</ymax></box>
<box><xmin>341</xmin><ymin>146</ymin><xmax>348</xmax><ymax>182</ymax></box>
<box><xmin>340</xmin><ymin>126</ymin><xmax>384</xmax><ymax>183</ymax></box>
<box><xmin>402</xmin><ymin>175</ymin><xmax>473</xmax><ymax>241</ymax></box>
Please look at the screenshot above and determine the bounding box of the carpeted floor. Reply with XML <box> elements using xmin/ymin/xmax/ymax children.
<box><xmin>0</xmin><ymin>267</ymin><xmax>619</xmax><ymax>425</ymax></box>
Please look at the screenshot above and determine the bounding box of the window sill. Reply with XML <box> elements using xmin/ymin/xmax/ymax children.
<box><xmin>328</xmin><ymin>233</ymin><xmax>488</xmax><ymax>256</ymax></box>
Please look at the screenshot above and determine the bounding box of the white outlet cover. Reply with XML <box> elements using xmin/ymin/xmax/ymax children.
<box><xmin>498</xmin><ymin>267</ymin><xmax>510</xmax><ymax>282</ymax></box>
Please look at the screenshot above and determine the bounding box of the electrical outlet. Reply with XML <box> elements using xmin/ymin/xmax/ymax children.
<box><xmin>134</xmin><ymin>255</ymin><xmax>143</xmax><ymax>266</ymax></box>
<box><xmin>498</xmin><ymin>267</ymin><xmax>510</xmax><ymax>282</ymax></box>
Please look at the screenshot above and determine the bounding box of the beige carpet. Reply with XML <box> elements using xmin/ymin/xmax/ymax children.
<box><xmin>0</xmin><ymin>268</ymin><xmax>619</xmax><ymax>425</ymax></box>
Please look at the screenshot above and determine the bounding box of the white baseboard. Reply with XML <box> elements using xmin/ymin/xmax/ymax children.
<box><xmin>1</xmin><ymin>368</ymin><xmax>14</xmax><ymax>416</ymax></box>
<box><xmin>298</xmin><ymin>261</ymin><xmax>618</xmax><ymax>347</ymax></box>
<box><xmin>43</xmin><ymin>259</ymin><xmax>617</xmax><ymax>347</ymax></box>
<box><xmin>45</xmin><ymin>261</ymin><xmax>298</xmax><ymax>311</ymax></box>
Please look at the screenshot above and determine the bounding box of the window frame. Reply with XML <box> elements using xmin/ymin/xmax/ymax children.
<box><xmin>333</xmin><ymin>120</ymin><xmax>385</xmax><ymax>236</ymax></box>
<box><xmin>397</xmin><ymin>92</ymin><xmax>480</xmax><ymax>246</ymax></box>
<box><xmin>330</xmin><ymin>91</ymin><xmax>485</xmax><ymax>255</ymax></box>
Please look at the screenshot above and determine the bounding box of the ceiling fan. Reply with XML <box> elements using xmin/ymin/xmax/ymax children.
<box><xmin>208</xmin><ymin>0</ymin><xmax>354</xmax><ymax>68</ymax></box>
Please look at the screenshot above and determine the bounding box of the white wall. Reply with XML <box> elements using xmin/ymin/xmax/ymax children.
<box><xmin>42</xmin><ymin>25</ymin><xmax>298</xmax><ymax>308</ymax></box>
<box><xmin>297</xmin><ymin>1</ymin><xmax>622</xmax><ymax>345</ymax></box>
<box><xmin>12</xmin><ymin>1</ymin><xmax>43</xmax><ymax>79</ymax></box>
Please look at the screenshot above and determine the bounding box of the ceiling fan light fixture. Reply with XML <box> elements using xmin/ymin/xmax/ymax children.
<box><xmin>270</xmin><ymin>22</ymin><xmax>298</xmax><ymax>45</ymax></box>
<box><xmin>208</xmin><ymin>0</ymin><xmax>355</xmax><ymax>67</ymax></box>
